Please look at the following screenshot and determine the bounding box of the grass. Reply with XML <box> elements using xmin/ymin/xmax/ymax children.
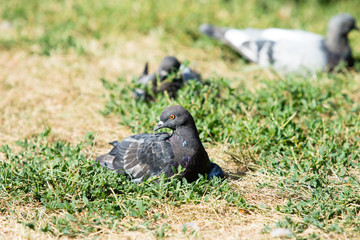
<box><xmin>1</xmin><ymin>129</ymin><xmax>246</xmax><ymax>237</ymax></box>
<box><xmin>1</xmin><ymin>0</ymin><xmax>359</xmax><ymax>55</ymax></box>
<box><xmin>101</xmin><ymin>69</ymin><xmax>360</xmax><ymax>236</ymax></box>
<box><xmin>1</xmin><ymin>0</ymin><xmax>360</xmax><ymax>239</ymax></box>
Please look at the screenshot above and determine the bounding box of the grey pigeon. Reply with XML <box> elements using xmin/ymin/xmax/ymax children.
<box><xmin>96</xmin><ymin>105</ymin><xmax>223</xmax><ymax>183</ymax></box>
<box><xmin>134</xmin><ymin>56</ymin><xmax>201</xmax><ymax>100</ymax></box>
<box><xmin>199</xmin><ymin>13</ymin><xmax>358</xmax><ymax>75</ymax></box>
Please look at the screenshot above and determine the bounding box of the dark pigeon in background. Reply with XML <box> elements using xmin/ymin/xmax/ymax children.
<box><xmin>200</xmin><ymin>13</ymin><xmax>358</xmax><ymax>75</ymax></box>
<box><xmin>134</xmin><ymin>56</ymin><xmax>201</xmax><ymax>101</ymax></box>
<box><xmin>96</xmin><ymin>105</ymin><xmax>223</xmax><ymax>183</ymax></box>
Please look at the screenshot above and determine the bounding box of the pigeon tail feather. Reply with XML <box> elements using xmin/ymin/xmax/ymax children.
<box><xmin>95</xmin><ymin>153</ymin><xmax>116</xmax><ymax>170</ymax></box>
<box><xmin>199</xmin><ymin>24</ymin><xmax>228</xmax><ymax>42</ymax></box>
<box><xmin>207</xmin><ymin>162</ymin><xmax>224</xmax><ymax>179</ymax></box>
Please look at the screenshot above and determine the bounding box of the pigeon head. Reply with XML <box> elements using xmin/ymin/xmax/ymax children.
<box><xmin>328</xmin><ymin>13</ymin><xmax>358</xmax><ymax>36</ymax></box>
<box><xmin>158</xmin><ymin>56</ymin><xmax>181</xmax><ymax>81</ymax></box>
<box><xmin>154</xmin><ymin>105</ymin><xmax>195</xmax><ymax>131</ymax></box>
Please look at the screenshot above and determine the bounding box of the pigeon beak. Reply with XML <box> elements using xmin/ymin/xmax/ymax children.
<box><xmin>154</xmin><ymin>121</ymin><xmax>164</xmax><ymax>132</ymax></box>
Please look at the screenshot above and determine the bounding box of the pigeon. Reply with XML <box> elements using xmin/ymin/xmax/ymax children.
<box><xmin>96</xmin><ymin>105</ymin><xmax>224</xmax><ymax>183</ymax></box>
<box><xmin>199</xmin><ymin>13</ymin><xmax>358</xmax><ymax>75</ymax></box>
<box><xmin>134</xmin><ymin>56</ymin><xmax>201</xmax><ymax>100</ymax></box>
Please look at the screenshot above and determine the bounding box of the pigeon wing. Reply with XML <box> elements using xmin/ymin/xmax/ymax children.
<box><xmin>102</xmin><ymin>132</ymin><xmax>175</xmax><ymax>182</ymax></box>
<box><xmin>223</xmin><ymin>28</ymin><xmax>323</xmax><ymax>63</ymax></box>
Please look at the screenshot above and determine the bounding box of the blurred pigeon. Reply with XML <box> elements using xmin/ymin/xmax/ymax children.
<box><xmin>134</xmin><ymin>56</ymin><xmax>201</xmax><ymax>100</ymax></box>
<box><xmin>200</xmin><ymin>13</ymin><xmax>358</xmax><ymax>74</ymax></box>
<box><xmin>96</xmin><ymin>105</ymin><xmax>224</xmax><ymax>183</ymax></box>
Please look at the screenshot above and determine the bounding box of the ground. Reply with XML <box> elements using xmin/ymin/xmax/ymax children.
<box><xmin>1</xmin><ymin>0</ymin><xmax>360</xmax><ymax>239</ymax></box>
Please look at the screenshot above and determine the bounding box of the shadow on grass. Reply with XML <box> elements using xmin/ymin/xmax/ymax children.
<box><xmin>352</xmin><ymin>57</ymin><xmax>360</xmax><ymax>72</ymax></box>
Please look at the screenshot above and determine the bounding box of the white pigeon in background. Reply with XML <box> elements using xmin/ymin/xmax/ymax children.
<box><xmin>200</xmin><ymin>13</ymin><xmax>358</xmax><ymax>75</ymax></box>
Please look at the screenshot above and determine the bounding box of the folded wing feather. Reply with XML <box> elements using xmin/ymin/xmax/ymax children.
<box><xmin>96</xmin><ymin>132</ymin><xmax>175</xmax><ymax>182</ymax></box>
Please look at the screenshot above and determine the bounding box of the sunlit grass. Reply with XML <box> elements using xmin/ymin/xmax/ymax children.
<box><xmin>1</xmin><ymin>0</ymin><xmax>360</xmax><ymax>238</ymax></box>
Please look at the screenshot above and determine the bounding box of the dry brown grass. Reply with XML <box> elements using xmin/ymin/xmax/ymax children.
<box><xmin>0</xmin><ymin>33</ymin><xmax>255</xmax><ymax>146</ymax></box>
<box><xmin>0</xmin><ymin>175</ymin><xmax>286</xmax><ymax>240</ymax></box>
<box><xmin>1</xmin><ymin>173</ymin><xmax>355</xmax><ymax>239</ymax></box>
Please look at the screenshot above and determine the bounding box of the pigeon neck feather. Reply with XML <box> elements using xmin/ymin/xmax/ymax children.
<box><xmin>325</xmin><ymin>31</ymin><xmax>349</xmax><ymax>55</ymax></box>
<box><xmin>173</xmin><ymin>124</ymin><xmax>201</xmax><ymax>143</ymax></box>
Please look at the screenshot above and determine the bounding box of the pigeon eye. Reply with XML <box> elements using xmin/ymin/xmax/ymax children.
<box><xmin>170</xmin><ymin>114</ymin><xmax>175</xmax><ymax>120</ymax></box>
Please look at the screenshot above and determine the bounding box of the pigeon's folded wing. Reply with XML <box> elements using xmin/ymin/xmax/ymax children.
<box><xmin>96</xmin><ymin>132</ymin><xmax>175</xmax><ymax>182</ymax></box>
